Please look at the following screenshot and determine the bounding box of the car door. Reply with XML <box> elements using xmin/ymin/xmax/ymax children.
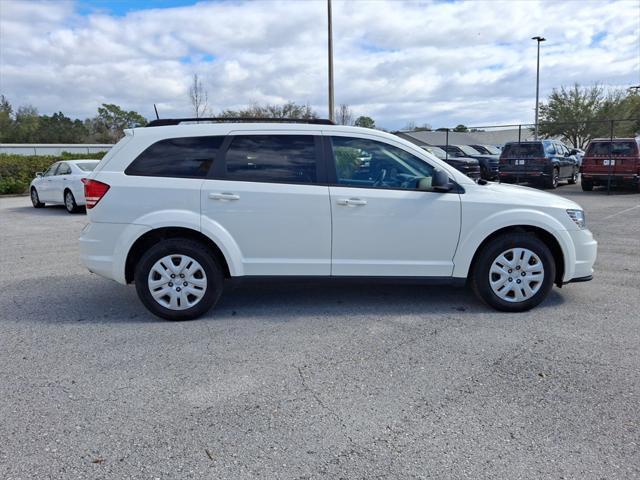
<box><xmin>326</xmin><ymin>134</ymin><xmax>462</xmax><ymax>277</ymax></box>
<box><xmin>200</xmin><ymin>132</ymin><xmax>331</xmax><ymax>276</ymax></box>
<box><xmin>39</xmin><ymin>162</ymin><xmax>60</xmax><ymax>202</ymax></box>
<box><xmin>52</xmin><ymin>162</ymin><xmax>72</xmax><ymax>202</ymax></box>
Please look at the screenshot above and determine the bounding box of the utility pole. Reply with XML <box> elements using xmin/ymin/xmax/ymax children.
<box><xmin>532</xmin><ymin>36</ymin><xmax>546</xmax><ymax>140</ymax></box>
<box><xmin>327</xmin><ymin>0</ymin><xmax>335</xmax><ymax>122</ymax></box>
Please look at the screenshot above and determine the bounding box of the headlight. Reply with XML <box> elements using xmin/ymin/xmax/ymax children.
<box><xmin>566</xmin><ymin>209</ymin><xmax>586</xmax><ymax>229</ymax></box>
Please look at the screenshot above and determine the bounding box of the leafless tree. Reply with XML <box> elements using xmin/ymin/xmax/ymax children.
<box><xmin>188</xmin><ymin>74</ymin><xmax>208</xmax><ymax>118</ymax></box>
<box><xmin>335</xmin><ymin>104</ymin><xmax>353</xmax><ymax>125</ymax></box>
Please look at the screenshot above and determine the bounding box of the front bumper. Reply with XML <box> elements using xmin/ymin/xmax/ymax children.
<box><xmin>566</xmin><ymin>228</ymin><xmax>597</xmax><ymax>282</ymax></box>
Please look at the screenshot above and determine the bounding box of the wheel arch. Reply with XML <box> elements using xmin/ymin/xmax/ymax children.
<box><xmin>466</xmin><ymin>225</ymin><xmax>566</xmax><ymax>286</ymax></box>
<box><xmin>125</xmin><ymin>227</ymin><xmax>232</xmax><ymax>284</ymax></box>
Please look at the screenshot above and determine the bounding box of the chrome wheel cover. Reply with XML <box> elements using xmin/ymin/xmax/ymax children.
<box><xmin>489</xmin><ymin>248</ymin><xmax>544</xmax><ymax>303</ymax></box>
<box><xmin>148</xmin><ymin>254</ymin><xmax>207</xmax><ymax>310</ymax></box>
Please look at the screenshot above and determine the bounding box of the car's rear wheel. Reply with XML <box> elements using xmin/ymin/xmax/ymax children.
<box><xmin>545</xmin><ymin>168</ymin><xmax>559</xmax><ymax>189</ymax></box>
<box><xmin>471</xmin><ymin>233</ymin><xmax>556</xmax><ymax>312</ymax></box>
<box><xmin>64</xmin><ymin>190</ymin><xmax>80</xmax><ymax>213</ymax></box>
<box><xmin>134</xmin><ymin>238</ymin><xmax>223</xmax><ymax>320</ymax></box>
<box><xmin>581</xmin><ymin>180</ymin><xmax>593</xmax><ymax>191</ymax></box>
<box><xmin>30</xmin><ymin>188</ymin><xmax>45</xmax><ymax>208</ymax></box>
<box><xmin>568</xmin><ymin>168</ymin><xmax>578</xmax><ymax>184</ymax></box>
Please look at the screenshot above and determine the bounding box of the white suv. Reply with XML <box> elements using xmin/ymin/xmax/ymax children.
<box><xmin>79</xmin><ymin>119</ymin><xmax>597</xmax><ymax>320</ymax></box>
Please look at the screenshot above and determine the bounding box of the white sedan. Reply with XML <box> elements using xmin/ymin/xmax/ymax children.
<box><xmin>30</xmin><ymin>160</ymin><xmax>100</xmax><ymax>213</ymax></box>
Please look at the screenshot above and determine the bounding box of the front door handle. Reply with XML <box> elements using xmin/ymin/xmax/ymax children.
<box><xmin>209</xmin><ymin>192</ymin><xmax>240</xmax><ymax>201</ymax></box>
<box><xmin>337</xmin><ymin>198</ymin><xmax>367</xmax><ymax>206</ymax></box>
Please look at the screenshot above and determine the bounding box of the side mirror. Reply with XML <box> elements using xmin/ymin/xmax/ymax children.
<box><xmin>35</xmin><ymin>172</ymin><xmax>43</xmax><ymax>178</ymax></box>
<box><xmin>431</xmin><ymin>168</ymin><xmax>452</xmax><ymax>192</ymax></box>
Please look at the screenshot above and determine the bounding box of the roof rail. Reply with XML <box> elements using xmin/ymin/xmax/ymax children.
<box><xmin>145</xmin><ymin>117</ymin><xmax>335</xmax><ymax>127</ymax></box>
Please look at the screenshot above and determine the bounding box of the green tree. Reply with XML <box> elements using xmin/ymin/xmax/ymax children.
<box><xmin>0</xmin><ymin>95</ymin><xmax>14</xmax><ymax>142</ymax></box>
<box><xmin>92</xmin><ymin>103</ymin><xmax>148</xmax><ymax>142</ymax></box>
<box><xmin>538</xmin><ymin>84</ymin><xmax>604</xmax><ymax>148</ymax></box>
<box><xmin>354</xmin><ymin>116</ymin><xmax>375</xmax><ymax>129</ymax></box>
<box><xmin>219</xmin><ymin>101</ymin><xmax>317</xmax><ymax>119</ymax></box>
<box><xmin>453</xmin><ymin>124</ymin><xmax>468</xmax><ymax>132</ymax></box>
<box><xmin>13</xmin><ymin>106</ymin><xmax>40</xmax><ymax>142</ymax></box>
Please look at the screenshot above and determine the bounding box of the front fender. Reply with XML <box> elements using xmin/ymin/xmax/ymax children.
<box><xmin>452</xmin><ymin>208</ymin><xmax>576</xmax><ymax>282</ymax></box>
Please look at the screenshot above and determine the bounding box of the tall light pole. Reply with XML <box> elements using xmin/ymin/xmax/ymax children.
<box><xmin>327</xmin><ymin>0</ymin><xmax>335</xmax><ymax>122</ymax></box>
<box><xmin>532</xmin><ymin>36</ymin><xmax>546</xmax><ymax>140</ymax></box>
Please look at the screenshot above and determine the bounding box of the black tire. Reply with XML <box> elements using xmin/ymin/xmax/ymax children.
<box><xmin>581</xmin><ymin>180</ymin><xmax>593</xmax><ymax>191</ymax></box>
<box><xmin>30</xmin><ymin>188</ymin><xmax>45</xmax><ymax>208</ymax></box>
<box><xmin>470</xmin><ymin>233</ymin><xmax>556</xmax><ymax>312</ymax></box>
<box><xmin>64</xmin><ymin>189</ymin><xmax>80</xmax><ymax>213</ymax></box>
<box><xmin>134</xmin><ymin>238</ymin><xmax>224</xmax><ymax>320</ymax></box>
<box><xmin>568</xmin><ymin>168</ymin><xmax>578</xmax><ymax>185</ymax></box>
<box><xmin>545</xmin><ymin>168</ymin><xmax>559</xmax><ymax>189</ymax></box>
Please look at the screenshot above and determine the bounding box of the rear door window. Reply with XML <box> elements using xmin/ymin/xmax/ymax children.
<box><xmin>501</xmin><ymin>143</ymin><xmax>544</xmax><ymax>157</ymax></box>
<box><xmin>224</xmin><ymin>135</ymin><xmax>318</xmax><ymax>184</ymax></box>
<box><xmin>57</xmin><ymin>163</ymin><xmax>72</xmax><ymax>175</ymax></box>
<box><xmin>126</xmin><ymin>136</ymin><xmax>224</xmax><ymax>178</ymax></box>
<box><xmin>586</xmin><ymin>141</ymin><xmax>637</xmax><ymax>156</ymax></box>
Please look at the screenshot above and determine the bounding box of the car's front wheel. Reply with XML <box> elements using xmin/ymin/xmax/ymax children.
<box><xmin>30</xmin><ymin>188</ymin><xmax>45</xmax><ymax>208</ymax></box>
<box><xmin>134</xmin><ymin>238</ymin><xmax>224</xmax><ymax>320</ymax></box>
<box><xmin>471</xmin><ymin>233</ymin><xmax>556</xmax><ymax>312</ymax></box>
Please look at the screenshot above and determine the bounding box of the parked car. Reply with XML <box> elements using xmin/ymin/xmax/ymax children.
<box><xmin>469</xmin><ymin>144</ymin><xmax>502</xmax><ymax>156</ymax></box>
<box><xmin>436</xmin><ymin>144</ymin><xmax>499</xmax><ymax>181</ymax></box>
<box><xmin>30</xmin><ymin>159</ymin><xmax>100</xmax><ymax>213</ymax></box>
<box><xmin>499</xmin><ymin>140</ymin><xmax>579</xmax><ymax>189</ymax></box>
<box><xmin>420</xmin><ymin>145</ymin><xmax>481</xmax><ymax>180</ymax></box>
<box><xmin>580</xmin><ymin>138</ymin><xmax>640</xmax><ymax>191</ymax></box>
<box><xmin>79</xmin><ymin>118</ymin><xmax>596</xmax><ymax>320</ymax></box>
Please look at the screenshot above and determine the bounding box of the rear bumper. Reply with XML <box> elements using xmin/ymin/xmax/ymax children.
<box><xmin>499</xmin><ymin>171</ymin><xmax>549</xmax><ymax>182</ymax></box>
<box><xmin>581</xmin><ymin>173</ymin><xmax>639</xmax><ymax>185</ymax></box>
<box><xmin>79</xmin><ymin>222</ymin><xmax>150</xmax><ymax>284</ymax></box>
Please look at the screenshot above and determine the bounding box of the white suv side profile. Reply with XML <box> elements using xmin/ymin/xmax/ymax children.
<box><xmin>79</xmin><ymin>119</ymin><xmax>597</xmax><ymax>320</ymax></box>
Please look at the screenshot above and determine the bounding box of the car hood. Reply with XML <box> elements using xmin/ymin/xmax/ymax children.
<box><xmin>472</xmin><ymin>181</ymin><xmax>582</xmax><ymax>210</ymax></box>
<box><xmin>471</xmin><ymin>154</ymin><xmax>500</xmax><ymax>162</ymax></box>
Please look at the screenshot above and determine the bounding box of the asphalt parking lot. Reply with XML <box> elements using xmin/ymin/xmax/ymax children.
<box><xmin>0</xmin><ymin>184</ymin><xmax>639</xmax><ymax>479</ymax></box>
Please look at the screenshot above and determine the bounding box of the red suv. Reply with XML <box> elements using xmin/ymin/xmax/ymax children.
<box><xmin>581</xmin><ymin>138</ymin><xmax>640</xmax><ymax>191</ymax></box>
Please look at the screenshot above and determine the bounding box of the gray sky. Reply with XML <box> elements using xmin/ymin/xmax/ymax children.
<box><xmin>1</xmin><ymin>0</ymin><xmax>639</xmax><ymax>130</ymax></box>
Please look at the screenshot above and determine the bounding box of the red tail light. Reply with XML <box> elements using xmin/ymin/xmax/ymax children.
<box><xmin>82</xmin><ymin>179</ymin><xmax>110</xmax><ymax>209</ymax></box>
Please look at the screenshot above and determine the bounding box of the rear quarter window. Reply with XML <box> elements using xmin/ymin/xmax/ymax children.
<box><xmin>586</xmin><ymin>141</ymin><xmax>638</xmax><ymax>156</ymax></box>
<box><xmin>224</xmin><ymin>135</ymin><xmax>318</xmax><ymax>184</ymax></box>
<box><xmin>125</xmin><ymin>136</ymin><xmax>224</xmax><ymax>178</ymax></box>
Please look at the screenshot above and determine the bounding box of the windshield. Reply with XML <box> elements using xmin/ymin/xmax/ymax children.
<box><xmin>457</xmin><ymin>145</ymin><xmax>482</xmax><ymax>156</ymax></box>
<box><xmin>421</xmin><ymin>146</ymin><xmax>447</xmax><ymax>159</ymax></box>
<box><xmin>480</xmin><ymin>145</ymin><xmax>501</xmax><ymax>155</ymax></box>
<box><xmin>501</xmin><ymin>143</ymin><xmax>544</xmax><ymax>158</ymax></box>
<box><xmin>586</xmin><ymin>141</ymin><xmax>637</xmax><ymax>156</ymax></box>
<box><xmin>76</xmin><ymin>162</ymin><xmax>99</xmax><ymax>171</ymax></box>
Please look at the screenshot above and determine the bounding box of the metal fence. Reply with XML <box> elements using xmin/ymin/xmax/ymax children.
<box><xmin>0</xmin><ymin>144</ymin><xmax>113</xmax><ymax>156</ymax></box>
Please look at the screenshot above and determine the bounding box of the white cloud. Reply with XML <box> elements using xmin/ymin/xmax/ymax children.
<box><xmin>0</xmin><ymin>0</ymin><xmax>638</xmax><ymax>129</ymax></box>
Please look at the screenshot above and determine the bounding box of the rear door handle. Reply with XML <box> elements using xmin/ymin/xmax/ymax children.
<box><xmin>208</xmin><ymin>192</ymin><xmax>240</xmax><ymax>201</ymax></box>
<box><xmin>337</xmin><ymin>198</ymin><xmax>367</xmax><ymax>206</ymax></box>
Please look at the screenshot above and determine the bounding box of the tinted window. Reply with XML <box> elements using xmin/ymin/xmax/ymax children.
<box><xmin>126</xmin><ymin>136</ymin><xmax>224</xmax><ymax>178</ymax></box>
<box><xmin>587</xmin><ymin>141</ymin><xmax>637</xmax><ymax>156</ymax></box>
<box><xmin>225</xmin><ymin>135</ymin><xmax>317</xmax><ymax>184</ymax></box>
<box><xmin>501</xmin><ymin>143</ymin><xmax>544</xmax><ymax>157</ymax></box>
<box><xmin>545</xmin><ymin>143</ymin><xmax>556</xmax><ymax>155</ymax></box>
<box><xmin>331</xmin><ymin>136</ymin><xmax>435</xmax><ymax>190</ymax></box>
<box><xmin>43</xmin><ymin>163</ymin><xmax>59</xmax><ymax>177</ymax></box>
<box><xmin>458</xmin><ymin>145</ymin><xmax>482</xmax><ymax>156</ymax></box>
<box><xmin>57</xmin><ymin>163</ymin><xmax>71</xmax><ymax>175</ymax></box>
